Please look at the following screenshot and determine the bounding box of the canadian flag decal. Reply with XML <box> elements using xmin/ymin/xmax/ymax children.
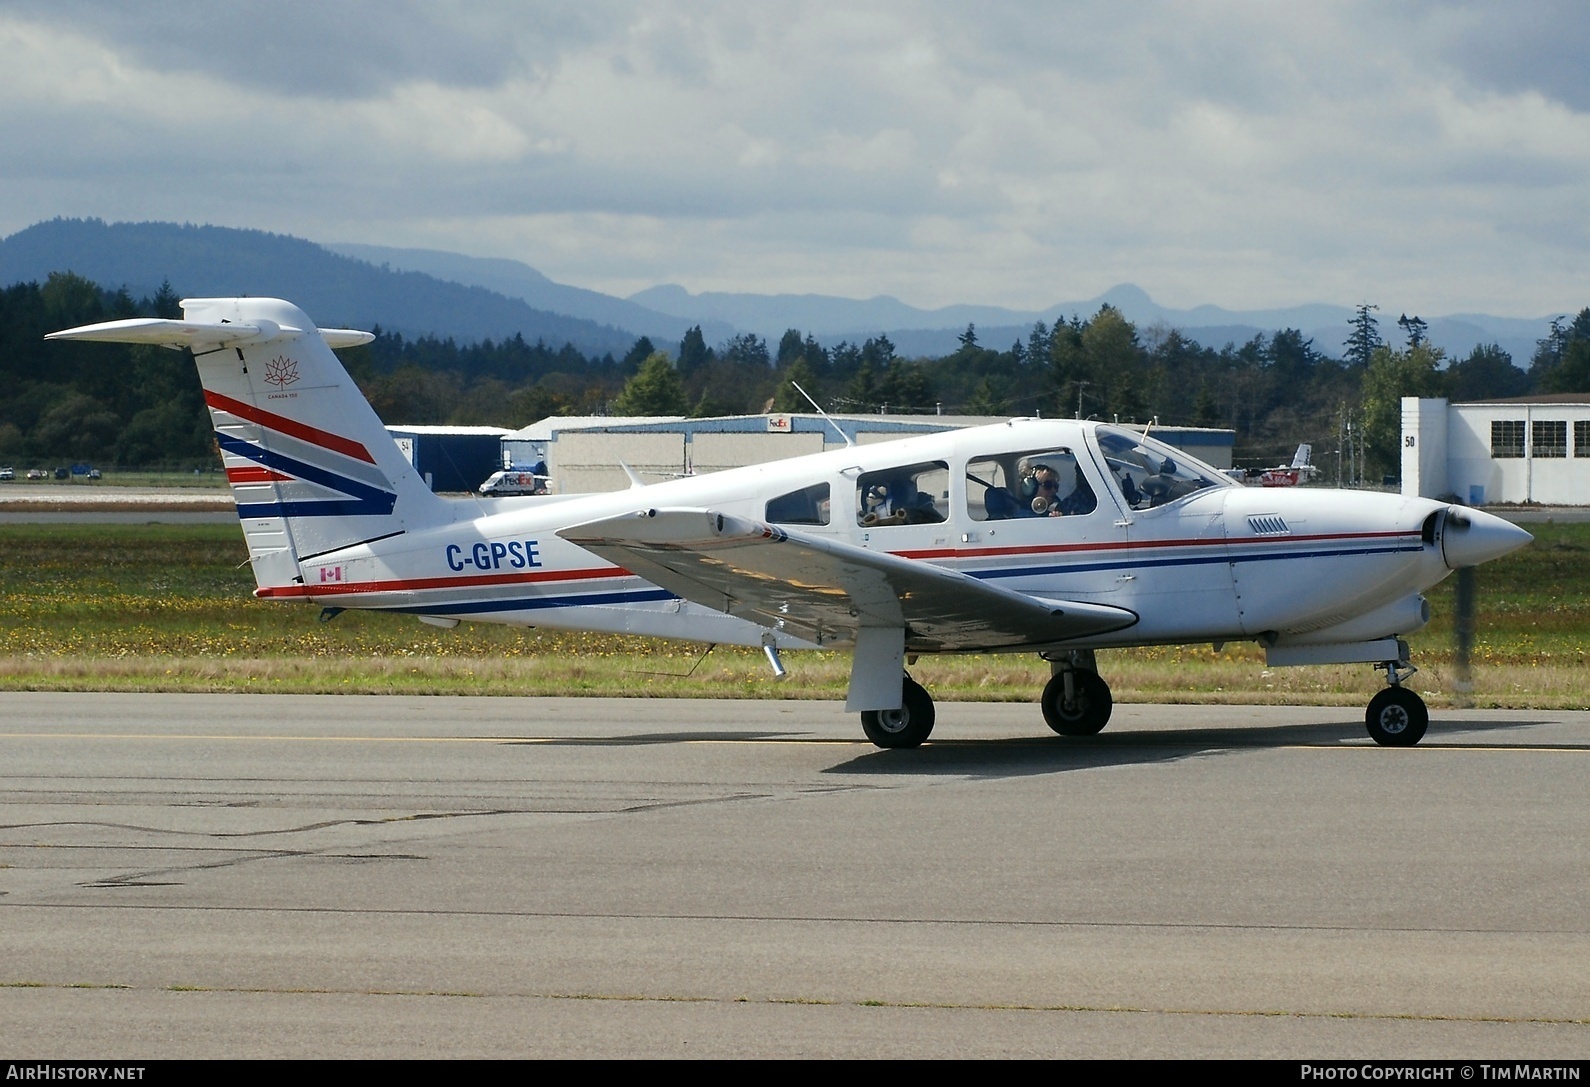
<box><xmin>319</xmin><ymin>565</ymin><xmax>345</xmax><ymax>583</ymax></box>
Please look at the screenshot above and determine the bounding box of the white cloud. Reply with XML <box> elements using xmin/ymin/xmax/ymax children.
<box><xmin>1</xmin><ymin>1</ymin><xmax>1587</xmax><ymax>316</ymax></box>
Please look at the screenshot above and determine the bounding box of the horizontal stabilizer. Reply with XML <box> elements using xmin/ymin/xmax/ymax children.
<box><xmin>46</xmin><ymin>317</ymin><xmax>373</xmax><ymax>351</ymax></box>
<box><xmin>559</xmin><ymin>508</ymin><xmax>1138</xmax><ymax>651</ymax></box>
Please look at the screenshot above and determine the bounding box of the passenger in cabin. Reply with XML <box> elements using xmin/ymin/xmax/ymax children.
<box><xmin>1013</xmin><ymin>456</ymin><xmax>1095</xmax><ymax>517</ymax></box>
<box><xmin>1019</xmin><ymin>463</ymin><xmax>1062</xmax><ymax>515</ymax></box>
<box><xmin>860</xmin><ymin>478</ymin><xmax>943</xmax><ymax>526</ymax></box>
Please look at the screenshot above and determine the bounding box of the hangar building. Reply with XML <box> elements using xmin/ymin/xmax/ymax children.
<box><xmin>385</xmin><ymin>425</ymin><xmax>511</xmax><ymax>493</ymax></box>
<box><xmin>1402</xmin><ymin>394</ymin><xmax>1590</xmax><ymax>505</ymax></box>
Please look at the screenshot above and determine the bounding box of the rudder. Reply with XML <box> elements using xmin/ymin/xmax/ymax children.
<box><xmin>49</xmin><ymin>297</ymin><xmax>448</xmax><ymax>592</ymax></box>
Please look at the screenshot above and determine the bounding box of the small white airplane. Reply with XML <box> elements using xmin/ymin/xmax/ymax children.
<box><xmin>49</xmin><ymin>298</ymin><xmax>1532</xmax><ymax>749</ymax></box>
<box><xmin>1226</xmin><ymin>443</ymin><xmax>1319</xmax><ymax>487</ymax></box>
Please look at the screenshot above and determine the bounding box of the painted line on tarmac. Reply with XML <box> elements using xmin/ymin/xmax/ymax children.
<box><xmin>0</xmin><ymin>731</ymin><xmax>862</xmax><ymax>746</ymax></box>
<box><xmin>0</xmin><ymin>732</ymin><xmax>1584</xmax><ymax>753</ymax></box>
<box><xmin>1</xmin><ymin>977</ymin><xmax>1585</xmax><ymax>1026</ymax></box>
<box><xmin>4</xmin><ymin>899</ymin><xmax>1589</xmax><ymax>938</ymax></box>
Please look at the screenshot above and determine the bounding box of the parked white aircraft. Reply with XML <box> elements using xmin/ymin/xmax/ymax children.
<box><xmin>50</xmin><ymin>299</ymin><xmax>1531</xmax><ymax>749</ymax></box>
<box><xmin>1226</xmin><ymin>443</ymin><xmax>1320</xmax><ymax>487</ymax></box>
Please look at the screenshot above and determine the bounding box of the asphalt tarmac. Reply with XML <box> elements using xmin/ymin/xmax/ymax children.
<box><xmin>0</xmin><ymin>693</ymin><xmax>1585</xmax><ymax>1058</ymax></box>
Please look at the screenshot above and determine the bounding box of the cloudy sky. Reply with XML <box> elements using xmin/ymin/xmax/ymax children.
<box><xmin>2</xmin><ymin>1</ymin><xmax>1586</xmax><ymax>316</ymax></box>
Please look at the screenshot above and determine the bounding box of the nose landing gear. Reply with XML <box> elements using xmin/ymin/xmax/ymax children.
<box><xmin>1366</xmin><ymin>659</ymin><xmax>1428</xmax><ymax>746</ymax></box>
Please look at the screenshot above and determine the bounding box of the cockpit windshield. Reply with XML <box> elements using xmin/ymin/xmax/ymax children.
<box><xmin>1094</xmin><ymin>426</ymin><xmax>1232</xmax><ymax>511</ymax></box>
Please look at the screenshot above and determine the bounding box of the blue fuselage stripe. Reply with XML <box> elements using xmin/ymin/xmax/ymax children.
<box><xmin>379</xmin><ymin>588</ymin><xmax>676</xmax><ymax>616</ymax></box>
<box><xmin>969</xmin><ymin>542</ymin><xmax>1423</xmax><ymax>580</ymax></box>
<box><xmin>219</xmin><ymin>433</ymin><xmax>396</xmax><ymax>516</ymax></box>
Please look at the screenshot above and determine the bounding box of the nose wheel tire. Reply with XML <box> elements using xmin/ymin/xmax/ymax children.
<box><xmin>861</xmin><ymin>676</ymin><xmax>936</xmax><ymax>748</ymax></box>
<box><xmin>1042</xmin><ymin>669</ymin><xmax>1113</xmax><ymax>736</ymax></box>
<box><xmin>1366</xmin><ymin>686</ymin><xmax>1428</xmax><ymax>746</ymax></box>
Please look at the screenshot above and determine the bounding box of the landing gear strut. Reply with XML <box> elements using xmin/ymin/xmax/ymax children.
<box><xmin>1041</xmin><ymin>650</ymin><xmax>1113</xmax><ymax>736</ymax></box>
<box><xmin>860</xmin><ymin>674</ymin><xmax>936</xmax><ymax>748</ymax></box>
<box><xmin>1366</xmin><ymin>659</ymin><xmax>1427</xmax><ymax>746</ymax></box>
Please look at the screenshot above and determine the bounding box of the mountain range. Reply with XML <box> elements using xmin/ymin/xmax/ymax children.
<box><xmin>1</xmin><ymin>218</ymin><xmax>1556</xmax><ymax>367</ymax></box>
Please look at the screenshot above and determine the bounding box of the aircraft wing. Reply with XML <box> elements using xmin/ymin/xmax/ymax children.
<box><xmin>558</xmin><ymin>508</ymin><xmax>1138</xmax><ymax>651</ymax></box>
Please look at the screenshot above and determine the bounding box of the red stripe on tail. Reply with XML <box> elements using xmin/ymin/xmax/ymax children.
<box><xmin>226</xmin><ymin>465</ymin><xmax>294</xmax><ymax>484</ymax></box>
<box><xmin>204</xmin><ymin>390</ymin><xmax>376</xmax><ymax>464</ymax></box>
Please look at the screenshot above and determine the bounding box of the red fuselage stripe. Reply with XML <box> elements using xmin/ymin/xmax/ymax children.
<box><xmin>254</xmin><ymin>528</ymin><xmax>1419</xmax><ymax>600</ymax></box>
<box><xmin>205</xmin><ymin>390</ymin><xmax>376</xmax><ymax>464</ymax></box>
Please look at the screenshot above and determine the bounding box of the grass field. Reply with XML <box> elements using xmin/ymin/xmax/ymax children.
<box><xmin>0</xmin><ymin>521</ymin><xmax>1583</xmax><ymax>707</ymax></box>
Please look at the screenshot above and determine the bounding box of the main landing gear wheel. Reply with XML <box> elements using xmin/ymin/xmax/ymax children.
<box><xmin>1365</xmin><ymin>686</ymin><xmax>1428</xmax><ymax>746</ymax></box>
<box><xmin>1042</xmin><ymin>669</ymin><xmax>1112</xmax><ymax>736</ymax></box>
<box><xmin>861</xmin><ymin>676</ymin><xmax>936</xmax><ymax>749</ymax></box>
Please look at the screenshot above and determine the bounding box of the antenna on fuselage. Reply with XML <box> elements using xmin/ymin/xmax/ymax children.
<box><xmin>791</xmin><ymin>380</ymin><xmax>854</xmax><ymax>448</ymax></box>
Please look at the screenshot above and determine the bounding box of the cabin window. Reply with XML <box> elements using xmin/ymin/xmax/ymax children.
<box><xmin>967</xmin><ymin>449</ymin><xmax>1097</xmax><ymax>521</ymax></box>
<box><xmin>1095</xmin><ymin>426</ymin><xmax>1223</xmax><ymax>510</ymax></box>
<box><xmin>1576</xmin><ymin>421</ymin><xmax>1590</xmax><ymax>458</ymax></box>
<box><xmin>1491</xmin><ymin>420</ymin><xmax>1525</xmax><ymax>458</ymax></box>
<box><xmin>766</xmin><ymin>482</ymin><xmax>830</xmax><ymax>526</ymax></box>
<box><xmin>856</xmin><ymin>462</ymin><xmax>948</xmax><ymax>526</ymax></box>
<box><xmin>1532</xmin><ymin>420</ymin><xmax>1567</xmax><ymax>458</ymax></box>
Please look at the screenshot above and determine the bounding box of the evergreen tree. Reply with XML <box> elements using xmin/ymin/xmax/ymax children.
<box><xmin>845</xmin><ymin>359</ymin><xmax>877</xmax><ymax>412</ymax></box>
<box><xmin>861</xmin><ymin>334</ymin><xmax>896</xmax><ymax>369</ymax></box>
<box><xmin>611</xmin><ymin>352</ymin><xmax>689</xmax><ymax>415</ymax></box>
<box><xmin>1267</xmin><ymin>328</ymin><xmax>1321</xmax><ymax>385</ymax></box>
<box><xmin>1344</xmin><ymin>304</ymin><xmax>1383</xmax><ymax>369</ymax></box>
<box><xmin>965</xmin><ymin>377</ymin><xmax>1003</xmax><ymax>416</ymax></box>
<box><xmin>800</xmin><ymin>333</ymin><xmax>830</xmax><ymax>375</ymax></box>
<box><xmin>775</xmin><ymin>329</ymin><xmax>805</xmax><ymax>368</ymax></box>
<box><xmin>1529</xmin><ymin>308</ymin><xmax>1590</xmax><ymax>390</ymax></box>
<box><xmin>151</xmin><ymin>279</ymin><xmax>182</xmax><ymax>320</ymax></box>
<box><xmin>1541</xmin><ymin>339</ymin><xmax>1590</xmax><ymax>394</ymax></box>
<box><xmin>1080</xmin><ymin>304</ymin><xmax>1140</xmax><ymax>418</ymax></box>
<box><xmin>691</xmin><ymin>388</ymin><xmax>740</xmax><ymax>417</ymax></box>
<box><xmin>876</xmin><ymin>359</ymin><xmax>934</xmax><ymax>414</ymax></box>
<box><xmin>772</xmin><ymin>358</ymin><xmax>821</xmax><ymax>412</ymax></box>
<box><xmin>1446</xmin><ymin>344</ymin><xmax>1528</xmax><ymax>401</ymax></box>
<box><xmin>1396</xmin><ymin>313</ymin><xmax>1428</xmax><ymax>348</ymax></box>
<box><xmin>677</xmin><ymin>326</ymin><xmax>712</xmax><ymax>374</ymax></box>
<box><xmin>621</xmin><ymin>336</ymin><xmax>656</xmax><ymax>372</ymax></box>
<box><xmin>1049</xmin><ymin>320</ymin><xmax>1089</xmax><ymax>417</ymax></box>
<box><xmin>721</xmin><ymin>332</ymin><xmax>770</xmax><ymax>368</ymax></box>
<box><xmin>1026</xmin><ymin>321</ymin><xmax>1050</xmax><ymax>367</ymax></box>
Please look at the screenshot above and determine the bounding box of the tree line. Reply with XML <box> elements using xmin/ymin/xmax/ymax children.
<box><xmin>3</xmin><ymin>271</ymin><xmax>1587</xmax><ymax>477</ymax></box>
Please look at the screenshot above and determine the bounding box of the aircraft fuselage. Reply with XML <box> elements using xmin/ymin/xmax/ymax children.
<box><xmin>270</xmin><ymin>419</ymin><xmax>1483</xmax><ymax>655</ymax></box>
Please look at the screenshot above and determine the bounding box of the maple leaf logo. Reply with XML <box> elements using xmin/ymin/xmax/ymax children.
<box><xmin>263</xmin><ymin>356</ymin><xmax>300</xmax><ymax>388</ymax></box>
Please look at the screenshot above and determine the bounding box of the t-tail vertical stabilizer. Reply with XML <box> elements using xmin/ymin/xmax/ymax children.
<box><xmin>47</xmin><ymin>297</ymin><xmax>448</xmax><ymax>591</ymax></box>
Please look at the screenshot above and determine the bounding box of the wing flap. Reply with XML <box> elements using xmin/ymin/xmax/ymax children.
<box><xmin>559</xmin><ymin>508</ymin><xmax>1137</xmax><ymax>651</ymax></box>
